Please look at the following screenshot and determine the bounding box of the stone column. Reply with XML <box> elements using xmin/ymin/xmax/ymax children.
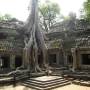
<box><xmin>56</xmin><ymin>52</ymin><xmax>60</xmax><ymax>66</ymax></box>
<box><xmin>65</xmin><ymin>55</ymin><xmax>68</xmax><ymax>66</ymax></box>
<box><xmin>63</xmin><ymin>51</ymin><xmax>68</xmax><ymax>66</ymax></box>
<box><xmin>23</xmin><ymin>48</ymin><xmax>29</xmax><ymax>68</ymax></box>
<box><xmin>22</xmin><ymin>49</ymin><xmax>26</xmax><ymax>68</ymax></box>
<box><xmin>71</xmin><ymin>48</ymin><xmax>77</xmax><ymax>71</ymax></box>
<box><xmin>10</xmin><ymin>55</ymin><xmax>15</xmax><ymax>69</ymax></box>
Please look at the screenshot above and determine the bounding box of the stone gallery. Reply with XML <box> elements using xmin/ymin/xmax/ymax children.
<box><xmin>0</xmin><ymin>0</ymin><xmax>90</xmax><ymax>89</ymax></box>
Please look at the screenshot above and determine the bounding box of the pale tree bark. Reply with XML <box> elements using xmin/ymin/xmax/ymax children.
<box><xmin>24</xmin><ymin>0</ymin><xmax>48</xmax><ymax>72</ymax></box>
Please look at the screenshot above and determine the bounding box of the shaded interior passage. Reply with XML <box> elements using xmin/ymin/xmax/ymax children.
<box><xmin>81</xmin><ymin>54</ymin><xmax>90</xmax><ymax>65</ymax></box>
<box><xmin>67</xmin><ymin>55</ymin><xmax>73</xmax><ymax>64</ymax></box>
<box><xmin>15</xmin><ymin>56</ymin><xmax>22</xmax><ymax>68</ymax></box>
<box><xmin>38</xmin><ymin>54</ymin><xmax>43</xmax><ymax>67</ymax></box>
<box><xmin>49</xmin><ymin>54</ymin><xmax>56</xmax><ymax>66</ymax></box>
<box><xmin>1</xmin><ymin>56</ymin><xmax>10</xmax><ymax>68</ymax></box>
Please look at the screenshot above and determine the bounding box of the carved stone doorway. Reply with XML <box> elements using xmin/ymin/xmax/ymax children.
<box><xmin>81</xmin><ymin>54</ymin><xmax>90</xmax><ymax>65</ymax></box>
<box><xmin>15</xmin><ymin>56</ymin><xmax>22</xmax><ymax>68</ymax></box>
<box><xmin>1</xmin><ymin>55</ymin><xmax>10</xmax><ymax>69</ymax></box>
<box><xmin>49</xmin><ymin>54</ymin><xmax>57</xmax><ymax>67</ymax></box>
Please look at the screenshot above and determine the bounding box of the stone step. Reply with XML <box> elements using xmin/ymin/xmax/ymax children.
<box><xmin>25</xmin><ymin>78</ymin><xmax>67</xmax><ymax>85</ymax></box>
<box><xmin>23</xmin><ymin>79</ymin><xmax>70</xmax><ymax>87</ymax></box>
<box><xmin>21</xmin><ymin>82</ymin><xmax>43</xmax><ymax>90</ymax></box>
<box><xmin>44</xmin><ymin>82</ymin><xmax>71</xmax><ymax>90</ymax></box>
<box><xmin>21</xmin><ymin>81</ymin><xmax>70</xmax><ymax>90</ymax></box>
<box><xmin>21</xmin><ymin>77</ymin><xmax>71</xmax><ymax>90</ymax></box>
<box><xmin>29</xmin><ymin>77</ymin><xmax>63</xmax><ymax>83</ymax></box>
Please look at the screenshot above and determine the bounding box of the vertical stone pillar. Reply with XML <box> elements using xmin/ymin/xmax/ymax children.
<box><xmin>77</xmin><ymin>51</ymin><xmax>81</xmax><ymax>69</ymax></box>
<box><xmin>22</xmin><ymin>48</ymin><xmax>26</xmax><ymax>68</ymax></box>
<box><xmin>63</xmin><ymin>51</ymin><xmax>68</xmax><ymax>66</ymax></box>
<box><xmin>10</xmin><ymin>55</ymin><xmax>15</xmax><ymax>69</ymax></box>
<box><xmin>22</xmin><ymin>49</ymin><xmax>25</xmax><ymax>68</ymax></box>
<box><xmin>65</xmin><ymin>55</ymin><xmax>68</xmax><ymax>66</ymax></box>
<box><xmin>56</xmin><ymin>52</ymin><xmax>60</xmax><ymax>66</ymax></box>
<box><xmin>71</xmin><ymin>48</ymin><xmax>77</xmax><ymax>71</ymax></box>
<box><xmin>23</xmin><ymin>48</ymin><xmax>29</xmax><ymax>68</ymax></box>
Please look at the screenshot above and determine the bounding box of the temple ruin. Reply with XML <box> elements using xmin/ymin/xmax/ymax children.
<box><xmin>0</xmin><ymin>12</ymin><xmax>90</xmax><ymax>73</ymax></box>
<box><xmin>0</xmin><ymin>0</ymin><xmax>90</xmax><ymax>89</ymax></box>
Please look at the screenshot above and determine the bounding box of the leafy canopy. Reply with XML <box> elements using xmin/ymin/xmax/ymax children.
<box><xmin>39</xmin><ymin>1</ymin><xmax>60</xmax><ymax>32</ymax></box>
<box><xmin>39</xmin><ymin>3</ymin><xmax>60</xmax><ymax>20</ymax></box>
<box><xmin>0</xmin><ymin>14</ymin><xmax>13</xmax><ymax>21</ymax></box>
<box><xmin>83</xmin><ymin>0</ymin><xmax>90</xmax><ymax>20</ymax></box>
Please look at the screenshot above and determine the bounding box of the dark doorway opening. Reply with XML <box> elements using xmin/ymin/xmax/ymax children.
<box><xmin>67</xmin><ymin>55</ymin><xmax>73</xmax><ymax>64</ymax></box>
<box><xmin>15</xmin><ymin>56</ymin><xmax>22</xmax><ymax>68</ymax></box>
<box><xmin>81</xmin><ymin>54</ymin><xmax>90</xmax><ymax>65</ymax></box>
<box><xmin>0</xmin><ymin>33</ymin><xmax>7</xmax><ymax>39</ymax></box>
<box><xmin>38</xmin><ymin>54</ymin><xmax>43</xmax><ymax>67</ymax></box>
<box><xmin>49</xmin><ymin>54</ymin><xmax>56</xmax><ymax>66</ymax></box>
<box><xmin>1</xmin><ymin>56</ymin><xmax>10</xmax><ymax>68</ymax></box>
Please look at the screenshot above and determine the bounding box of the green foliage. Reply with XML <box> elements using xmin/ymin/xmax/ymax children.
<box><xmin>39</xmin><ymin>2</ymin><xmax>60</xmax><ymax>32</ymax></box>
<box><xmin>40</xmin><ymin>3</ymin><xmax>60</xmax><ymax>20</ymax></box>
<box><xmin>68</xmin><ymin>12</ymin><xmax>76</xmax><ymax>20</ymax></box>
<box><xmin>4</xmin><ymin>14</ymin><xmax>12</xmax><ymax>20</ymax></box>
<box><xmin>83</xmin><ymin>0</ymin><xmax>90</xmax><ymax>21</ymax></box>
<box><xmin>0</xmin><ymin>14</ymin><xmax>12</xmax><ymax>21</ymax></box>
<box><xmin>62</xmin><ymin>12</ymin><xmax>76</xmax><ymax>21</ymax></box>
<box><xmin>50</xmin><ymin>40</ymin><xmax>61</xmax><ymax>48</ymax></box>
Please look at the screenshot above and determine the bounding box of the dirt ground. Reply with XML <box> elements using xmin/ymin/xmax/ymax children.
<box><xmin>53</xmin><ymin>84</ymin><xmax>90</xmax><ymax>90</ymax></box>
<box><xmin>0</xmin><ymin>84</ymin><xmax>90</xmax><ymax>90</ymax></box>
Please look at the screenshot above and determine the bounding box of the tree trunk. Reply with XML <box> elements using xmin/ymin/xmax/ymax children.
<box><xmin>24</xmin><ymin>0</ymin><xmax>48</xmax><ymax>72</ymax></box>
